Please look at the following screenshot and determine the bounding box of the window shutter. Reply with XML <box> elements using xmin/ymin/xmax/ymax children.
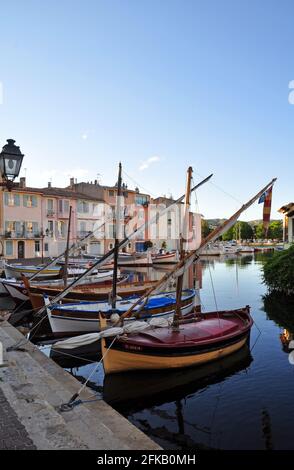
<box><xmin>5</xmin><ymin>241</ymin><xmax>13</xmax><ymax>256</ymax></box>
<box><xmin>4</xmin><ymin>192</ymin><xmax>9</xmax><ymax>205</ymax></box>
<box><xmin>14</xmin><ymin>194</ymin><xmax>20</xmax><ymax>206</ymax></box>
<box><xmin>23</xmin><ymin>195</ymin><xmax>28</xmax><ymax>207</ymax></box>
<box><xmin>15</xmin><ymin>222</ymin><xmax>21</xmax><ymax>234</ymax></box>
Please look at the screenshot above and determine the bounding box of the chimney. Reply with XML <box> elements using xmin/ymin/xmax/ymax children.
<box><xmin>48</xmin><ymin>181</ymin><xmax>52</xmax><ymax>188</ymax></box>
<box><xmin>70</xmin><ymin>177</ymin><xmax>75</xmax><ymax>188</ymax></box>
<box><xmin>19</xmin><ymin>177</ymin><xmax>26</xmax><ymax>188</ymax></box>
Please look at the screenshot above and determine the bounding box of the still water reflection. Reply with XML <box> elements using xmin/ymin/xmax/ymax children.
<box><xmin>52</xmin><ymin>254</ymin><xmax>294</xmax><ymax>449</ymax></box>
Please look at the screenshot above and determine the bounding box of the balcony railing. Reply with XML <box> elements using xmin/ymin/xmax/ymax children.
<box><xmin>5</xmin><ymin>231</ymin><xmax>41</xmax><ymax>239</ymax></box>
<box><xmin>47</xmin><ymin>210</ymin><xmax>55</xmax><ymax>217</ymax></box>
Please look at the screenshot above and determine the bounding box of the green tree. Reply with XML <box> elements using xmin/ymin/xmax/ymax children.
<box><xmin>201</xmin><ymin>219</ymin><xmax>212</xmax><ymax>238</ymax></box>
<box><xmin>268</xmin><ymin>220</ymin><xmax>283</xmax><ymax>240</ymax></box>
<box><xmin>233</xmin><ymin>221</ymin><xmax>254</xmax><ymax>240</ymax></box>
<box><xmin>222</xmin><ymin>226</ymin><xmax>234</xmax><ymax>241</ymax></box>
<box><xmin>254</xmin><ymin>222</ymin><xmax>265</xmax><ymax>239</ymax></box>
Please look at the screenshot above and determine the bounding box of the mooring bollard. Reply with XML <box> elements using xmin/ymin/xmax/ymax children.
<box><xmin>0</xmin><ymin>341</ymin><xmax>3</xmax><ymax>366</ymax></box>
<box><xmin>0</xmin><ymin>341</ymin><xmax>8</xmax><ymax>368</ymax></box>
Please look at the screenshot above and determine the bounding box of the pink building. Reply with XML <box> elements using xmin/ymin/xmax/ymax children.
<box><xmin>0</xmin><ymin>178</ymin><xmax>104</xmax><ymax>260</ymax></box>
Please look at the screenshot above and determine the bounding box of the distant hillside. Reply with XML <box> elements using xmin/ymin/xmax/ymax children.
<box><xmin>206</xmin><ymin>218</ymin><xmax>282</xmax><ymax>228</ymax></box>
<box><xmin>206</xmin><ymin>218</ymin><xmax>227</xmax><ymax>228</ymax></box>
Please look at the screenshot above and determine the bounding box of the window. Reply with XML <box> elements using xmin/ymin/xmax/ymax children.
<box><xmin>109</xmin><ymin>190</ymin><xmax>114</xmax><ymax>197</ymax></box>
<box><xmin>108</xmin><ymin>224</ymin><xmax>116</xmax><ymax>238</ymax></box>
<box><xmin>23</xmin><ymin>195</ymin><xmax>38</xmax><ymax>208</ymax></box>
<box><xmin>135</xmin><ymin>195</ymin><xmax>148</xmax><ymax>205</ymax></box>
<box><xmin>57</xmin><ymin>221</ymin><xmax>66</xmax><ymax>238</ymax></box>
<box><xmin>34</xmin><ymin>241</ymin><xmax>40</xmax><ymax>253</ymax></box>
<box><xmin>58</xmin><ymin>199</ymin><xmax>69</xmax><ymax>213</ymax></box>
<box><xmin>44</xmin><ymin>243</ymin><xmax>49</xmax><ymax>252</ymax></box>
<box><xmin>5</xmin><ymin>221</ymin><xmax>16</xmax><ymax>233</ymax></box>
<box><xmin>5</xmin><ymin>240</ymin><xmax>13</xmax><ymax>256</ymax></box>
<box><xmin>77</xmin><ymin>200</ymin><xmax>89</xmax><ymax>213</ymax></box>
<box><xmin>24</xmin><ymin>222</ymin><xmax>38</xmax><ymax>235</ymax></box>
<box><xmin>4</xmin><ymin>192</ymin><xmax>20</xmax><ymax>207</ymax></box>
<box><xmin>47</xmin><ymin>199</ymin><xmax>54</xmax><ymax>214</ymax></box>
<box><xmin>80</xmin><ymin>221</ymin><xmax>86</xmax><ymax>231</ymax></box>
<box><xmin>47</xmin><ymin>220</ymin><xmax>54</xmax><ymax>237</ymax></box>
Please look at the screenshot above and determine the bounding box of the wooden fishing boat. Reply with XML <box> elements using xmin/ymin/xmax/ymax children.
<box><xmin>101</xmin><ymin>306</ymin><xmax>253</xmax><ymax>374</ymax></box>
<box><xmin>103</xmin><ymin>343</ymin><xmax>252</xmax><ymax>407</ymax></box>
<box><xmin>26</xmin><ymin>279</ymin><xmax>159</xmax><ymax>310</ymax></box>
<box><xmin>83</xmin><ymin>252</ymin><xmax>153</xmax><ymax>267</ymax></box>
<box><xmin>4</xmin><ymin>262</ymin><xmax>62</xmax><ymax>279</ymax></box>
<box><xmin>152</xmin><ymin>251</ymin><xmax>179</xmax><ymax>264</ymax></box>
<box><xmin>1</xmin><ymin>269</ymin><xmax>118</xmax><ymax>304</ymax></box>
<box><xmin>237</xmin><ymin>245</ymin><xmax>255</xmax><ymax>253</ymax></box>
<box><xmin>4</xmin><ymin>261</ymin><xmax>107</xmax><ymax>280</ymax></box>
<box><xmin>45</xmin><ymin>289</ymin><xmax>196</xmax><ymax>336</ymax></box>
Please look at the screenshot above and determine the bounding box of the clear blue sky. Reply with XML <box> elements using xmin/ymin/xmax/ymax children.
<box><xmin>0</xmin><ymin>0</ymin><xmax>293</xmax><ymax>219</ymax></box>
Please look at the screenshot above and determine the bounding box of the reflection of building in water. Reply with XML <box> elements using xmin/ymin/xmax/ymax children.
<box><xmin>280</xmin><ymin>329</ymin><xmax>294</xmax><ymax>352</ymax></box>
<box><xmin>121</xmin><ymin>263</ymin><xmax>202</xmax><ymax>291</ymax></box>
<box><xmin>120</xmin><ymin>263</ymin><xmax>203</xmax><ymax>312</ymax></box>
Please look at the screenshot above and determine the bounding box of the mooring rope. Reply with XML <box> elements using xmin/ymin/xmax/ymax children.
<box><xmin>59</xmin><ymin>335</ymin><xmax>118</xmax><ymax>412</ymax></box>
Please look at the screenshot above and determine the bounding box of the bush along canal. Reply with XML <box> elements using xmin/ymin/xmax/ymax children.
<box><xmin>263</xmin><ymin>244</ymin><xmax>294</xmax><ymax>295</ymax></box>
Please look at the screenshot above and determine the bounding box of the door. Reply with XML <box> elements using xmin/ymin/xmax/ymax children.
<box><xmin>17</xmin><ymin>241</ymin><xmax>25</xmax><ymax>259</ymax></box>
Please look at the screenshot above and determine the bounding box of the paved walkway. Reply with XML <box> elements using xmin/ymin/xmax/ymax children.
<box><xmin>0</xmin><ymin>388</ymin><xmax>36</xmax><ymax>450</ymax></box>
<box><xmin>0</xmin><ymin>321</ymin><xmax>161</xmax><ymax>450</ymax></box>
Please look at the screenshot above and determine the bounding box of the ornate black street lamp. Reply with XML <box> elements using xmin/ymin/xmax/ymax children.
<box><xmin>0</xmin><ymin>139</ymin><xmax>24</xmax><ymax>191</ymax></box>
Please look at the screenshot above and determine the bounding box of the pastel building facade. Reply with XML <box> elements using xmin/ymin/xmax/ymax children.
<box><xmin>0</xmin><ymin>176</ymin><xmax>201</xmax><ymax>260</ymax></box>
<box><xmin>278</xmin><ymin>202</ymin><xmax>294</xmax><ymax>245</ymax></box>
<box><xmin>69</xmin><ymin>180</ymin><xmax>150</xmax><ymax>254</ymax></box>
<box><xmin>0</xmin><ymin>178</ymin><xmax>104</xmax><ymax>259</ymax></box>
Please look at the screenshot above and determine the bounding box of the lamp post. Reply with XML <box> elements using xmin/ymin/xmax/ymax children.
<box><xmin>0</xmin><ymin>139</ymin><xmax>24</xmax><ymax>191</ymax></box>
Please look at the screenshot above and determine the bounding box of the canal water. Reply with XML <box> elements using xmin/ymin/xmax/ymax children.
<box><xmin>6</xmin><ymin>253</ymin><xmax>294</xmax><ymax>450</ymax></box>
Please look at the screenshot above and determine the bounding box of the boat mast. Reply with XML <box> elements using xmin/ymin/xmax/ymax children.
<box><xmin>173</xmin><ymin>166</ymin><xmax>193</xmax><ymax>328</ymax></box>
<box><xmin>118</xmin><ymin>177</ymin><xmax>277</xmax><ymax>322</ymax></box>
<box><xmin>63</xmin><ymin>205</ymin><xmax>72</xmax><ymax>288</ymax></box>
<box><xmin>111</xmin><ymin>162</ymin><xmax>122</xmax><ymax>309</ymax></box>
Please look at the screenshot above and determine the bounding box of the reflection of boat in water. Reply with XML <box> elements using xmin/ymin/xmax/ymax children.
<box><xmin>103</xmin><ymin>344</ymin><xmax>252</xmax><ymax>410</ymax></box>
<box><xmin>49</xmin><ymin>342</ymin><xmax>102</xmax><ymax>369</ymax></box>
